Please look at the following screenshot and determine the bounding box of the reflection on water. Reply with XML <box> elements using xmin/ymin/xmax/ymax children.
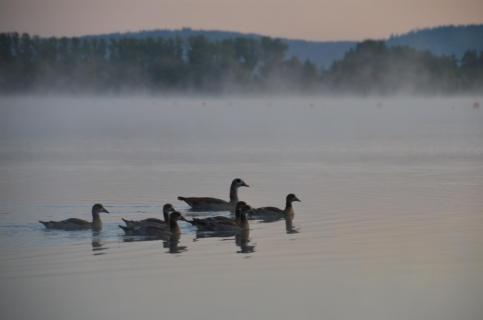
<box><xmin>164</xmin><ymin>234</ymin><xmax>188</xmax><ymax>254</ymax></box>
<box><xmin>284</xmin><ymin>217</ymin><xmax>299</xmax><ymax>234</ymax></box>
<box><xmin>91</xmin><ymin>231</ymin><xmax>108</xmax><ymax>255</ymax></box>
<box><xmin>249</xmin><ymin>211</ymin><xmax>300</xmax><ymax>234</ymax></box>
<box><xmin>195</xmin><ymin>229</ymin><xmax>256</xmax><ymax>254</ymax></box>
<box><xmin>235</xmin><ymin>229</ymin><xmax>255</xmax><ymax>253</ymax></box>
<box><xmin>122</xmin><ymin>232</ymin><xmax>188</xmax><ymax>254</ymax></box>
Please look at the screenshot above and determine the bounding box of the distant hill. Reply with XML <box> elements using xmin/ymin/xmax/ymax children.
<box><xmin>387</xmin><ymin>25</ymin><xmax>483</xmax><ymax>58</ymax></box>
<box><xmin>86</xmin><ymin>24</ymin><xmax>483</xmax><ymax>69</ymax></box>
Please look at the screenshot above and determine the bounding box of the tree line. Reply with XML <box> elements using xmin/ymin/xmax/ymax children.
<box><xmin>0</xmin><ymin>32</ymin><xmax>482</xmax><ymax>94</ymax></box>
<box><xmin>323</xmin><ymin>40</ymin><xmax>483</xmax><ymax>94</ymax></box>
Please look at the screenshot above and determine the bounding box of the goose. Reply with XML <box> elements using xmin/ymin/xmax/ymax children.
<box><xmin>119</xmin><ymin>211</ymin><xmax>185</xmax><ymax>237</ymax></box>
<box><xmin>39</xmin><ymin>203</ymin><xmax>109</xmax><ymax>231</ymax></box>
<box><xmin>249</xmin><ymin>194</ymin><xmax>301</xmax><ymax>220</ymax></box>
<box><xmin>185</xmin><ymin>201</ymin><xmax>250</xmax><ymax>231</ymax></box>
<box><xmin>121</xmin><ymin>204</ymin><xmax>174</xmax><ymax>227</ymax></box>
<box><xmin>177</xmin><ymin>178</ymin><xmax>249</xmax><ymax>211</ymax></box>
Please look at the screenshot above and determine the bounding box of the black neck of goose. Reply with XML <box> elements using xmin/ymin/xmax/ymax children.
<box><xmin>229</xmin><ymin>183</ymin><xmax>239</xmax><ymax>203</ymax></box>
<box><xmin>235</xmin><ymin>207</ymin><xmax>242</xmax><ymax>222</ymax></box>
<box><xmin>285</xmin><ymin>198</ymin><xmax>293</xmax><ymax>212</ymax></box>
<box><xmin>240</xmin><ymin>212</ymin><xmax>247</xmax><ymax>223</ymax></box>
<box><xmin>92</xmin><ymin>210</ymin><xmax>101</xmax><ymax>222</ymax></box>
<box><xmin>285</xmin><ymin>216</ymin><xmax>294</xmax><ymax>232</ymax></box>
<box><xmin>169</xmin><ymin>218</ymin><xmax>179</xmax><ymax>233</ymax></box>
<box><xmin>163</xmin><ymin>210</ymin><xmax>170</xmax><ymax>224</ymax></box>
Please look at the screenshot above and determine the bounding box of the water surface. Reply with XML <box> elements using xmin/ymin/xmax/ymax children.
<box><xmin>1</xmin><ymin>96</ymin><xmax>482</xmax><ymax>320</ymax></box>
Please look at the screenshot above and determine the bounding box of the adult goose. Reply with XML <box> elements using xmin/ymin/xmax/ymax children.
<box><xmin>119</xmin><ymin>211</ymin><xmax>185</xmax><ymax>237</ymax></box>
<box><xmin>122</xmin><ymin>204</ymin><xmax>174</xmax><ymax>228</ymax></box>
<box><xmin>186</xmin><ymin>201</ymin><xmax>250</xmax><ymax>232</ymax></box>
<box><xmin>39</xmin><ymin>203</ymin><xmax>109</xmax><ymax>231</ymax></box>
<box><xmin>178</xmin><ymin>178</ymin><xmax>249</xmax><ymax>211</ymax></box>
<box><xmin>249</xmin><ymin>194</ymin><xmax>301</xmax><ymax>221</ymax></box>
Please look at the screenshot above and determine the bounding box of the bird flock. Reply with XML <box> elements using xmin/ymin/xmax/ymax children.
<box><xmin>39</xmin><ymin>178</ymin><xmax>301</xmax><ymax>241</ymax></box>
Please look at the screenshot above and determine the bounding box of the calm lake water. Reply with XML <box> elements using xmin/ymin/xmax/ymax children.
<box><xmin>0</xmin><ymin>96</ymin><xmax>482</xmax><ymax>320</ymax></box>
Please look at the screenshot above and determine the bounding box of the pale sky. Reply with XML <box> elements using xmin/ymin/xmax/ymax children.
<box><xmin>0</xmin><ymin>0</ymin><xmax>482</xmax><ymax>41</ymax></box>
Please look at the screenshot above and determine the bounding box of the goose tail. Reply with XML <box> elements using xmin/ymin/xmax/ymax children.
<box><xmin>184</xmin><ymin>219</ymin><xmax>197</xmax><ymax>226</ymax></box>
<box><xmin>39</xmin><ymin>220</ymin><xmax>52</xmax><ymax>228</ymax></box>
<box><xmin>118</xmin><ymin>225</ymin><xmax>131</xmax><ymax>233</ymax></box>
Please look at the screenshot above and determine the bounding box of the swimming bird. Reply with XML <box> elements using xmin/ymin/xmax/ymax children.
<box><xmin>178</xmin><ymin>178</ymin><xmax>249</xmax><ymax>211</ymax></box>
<box><xmin>185</xmin><ymin>201</ymin><xmax>251</xmax><ymax>231</ymax></box>
<box><xmin>248</xmin><ymin>194</ymin><xmax>301</xmax><ymax>220</ymax></box>
<box><xmin>119</xmin><ymin>211</ymin><xmax>186</xmax><ymax>237</ymax></box>
<box><xmin>121</xmin><ymin>204</ymin><xmax>174</xmax><ymax>227</ymax></box>
<box><xmin>39</xmin><ymin>203</ymin><xmax>109</xmax><ymax>231</ymax></box>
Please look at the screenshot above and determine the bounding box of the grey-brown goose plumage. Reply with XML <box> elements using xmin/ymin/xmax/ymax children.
<box><xmin>121</xmin><ymin>204</ymin><xmax>174</xmax><ymax>228</ymax></box>
<box><xmin>119</xmin><ymin>211</ymin><xmax>185</xmax><ymax>237</ymax></box>
<box><xmin>39</xmin><ymin>203</ymin><xmax>109</xmax><ymax>231</ymax></box>
<box><xmin>185</xmin><ymin>201</ymin><xmax>251</xmax><ymax>231</ymax></box>
<box><xmin>248</xmin><ymin>194</ymin><xmax>301</xmax><ymax>220</ymax></box>
<box><xmin>177</xmin><ymin>178</ymin><xmax>249</xmax><ymax>211</ymax></box>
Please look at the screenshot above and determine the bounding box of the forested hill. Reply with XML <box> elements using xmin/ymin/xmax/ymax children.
<box><xmin>387</xmin><ymin>25</ymin><xmax>483</xmax><ymax>58</ymax></box>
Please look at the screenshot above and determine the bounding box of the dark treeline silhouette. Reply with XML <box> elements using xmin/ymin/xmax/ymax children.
<box><xmin>0</xmin><ymin>32</ymin><xmax>482</xmax><ymax>94</ymax></box>
<box><xmin>323</xmin><ymin>40</ymin><xmax>483</xmax><ymax>94</ymax></box>
<box><xmin>0</xmin><ymin>33</ymin><xmax>318</xmax><ymax>93</ymax></box>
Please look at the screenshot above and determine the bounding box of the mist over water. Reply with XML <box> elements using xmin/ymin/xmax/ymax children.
<box><xmin>0</xmin><ymin>96</ymin><xmax>482</xmax><ymax>320</ymax></box>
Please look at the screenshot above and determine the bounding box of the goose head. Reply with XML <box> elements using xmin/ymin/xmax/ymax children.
<box><xmin>163</xmin><ymin>203</ymin><xmax>175</xmax><ymax>221</ymax></box>
<box><xmin>232</xmin><ymin>178</ymin><xmax>249</xmax><ymax>188</ymax></box>
<box><xmin>92</xmin><ymin>203</ymin><xmax>109</xmax><ymax>214</ymax></box>
<box><xmin>169</xmin><ymin>211</ymin><xmax>186</xmax><ymax>222</ymax></box>
<box><xmin>163</xmin><ymin>204</ymin><xmax>174</xmax><ymax>213</ymax></box>
<box><xmin>286</xmin><ymin>194</ymin><xmax>301</xmax><ymax>203</ymax></box>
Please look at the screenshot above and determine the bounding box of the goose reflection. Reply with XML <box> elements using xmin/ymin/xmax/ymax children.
<box><xmin>235</xmin><ymin>228</ymin><xmax>255</xmax><ymax>253</ymax></box>
<box><xmin>121</xmin><ymin>232</ymin><xmax>188</xmax><ymax>254</ymax></box>
<box><xmin>91</xmin><ymin>230</ymin><xmax>108</xmax><ymax>255</ymax></box>
<box><xmin>163</xmin><ymin>233</ymin><xmax>187</xmax><ymax>254</ymax></box>
<box><xmin>285</xmin><ymin>216</ymin><xmax>299</xmax><ymax>234</ymax></box>
<box><xmin>195</xmin><ymin>229</ymin><xmax>256</xmax><ymax>254</ymax></box>
<box><xmin>248</xmin><ymin>214</ymin><xmax>299</xmax><ymax>234</ymax></box>
<box><xmin>121</xmin><ymin>232</ymin><xmax>188</xmax><ymax>255</ymax></box>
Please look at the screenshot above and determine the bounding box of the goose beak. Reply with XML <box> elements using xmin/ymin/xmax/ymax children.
<box><xmin>102</xmin><ymin>207</ymin><xmax>110</xmax><ymax>214</ymax></box>
<box><xmin>242</xmin><ymin>182</ymin><xmax>249</xmax><ymax>187</ymax></box>
<box><xmin>294</xmin><ymin>196</ymin><xmax>301</xmax><ymax>202</ymax></box>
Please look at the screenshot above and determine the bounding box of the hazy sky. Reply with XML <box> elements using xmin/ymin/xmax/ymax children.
<box><xmin>1</xmin><ymin>0</ymin><xmax>482</xmax><ymax>41</ymax></box>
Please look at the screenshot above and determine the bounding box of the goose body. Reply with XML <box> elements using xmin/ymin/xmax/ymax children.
<box><xmin>249</xmin><ymin>194</ymin><xmax>301</xmax><ymax>220</ymax></box>
<box><xmin>121</xmin><ymin>204</ymin><xmax>174</xmax><ymax>228</ymax></box>
<box><xmin>178</xmin><ymin>178</ymin><xmax>249</xmax><ymax>211</ymax></box>
<box><xmin>186</xmin><ymin>201</ymin><xmax>250</xmax><ymax>231</ymax></box>
<box><xmin>119</xmin><ymin>211</ymin><xmax>185</xmax><ymax>237</ymax></box>
<box><xmin>39</xmin><ymin>204</ymin><xmax>109</xmax><ymax>231</ymax></box>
